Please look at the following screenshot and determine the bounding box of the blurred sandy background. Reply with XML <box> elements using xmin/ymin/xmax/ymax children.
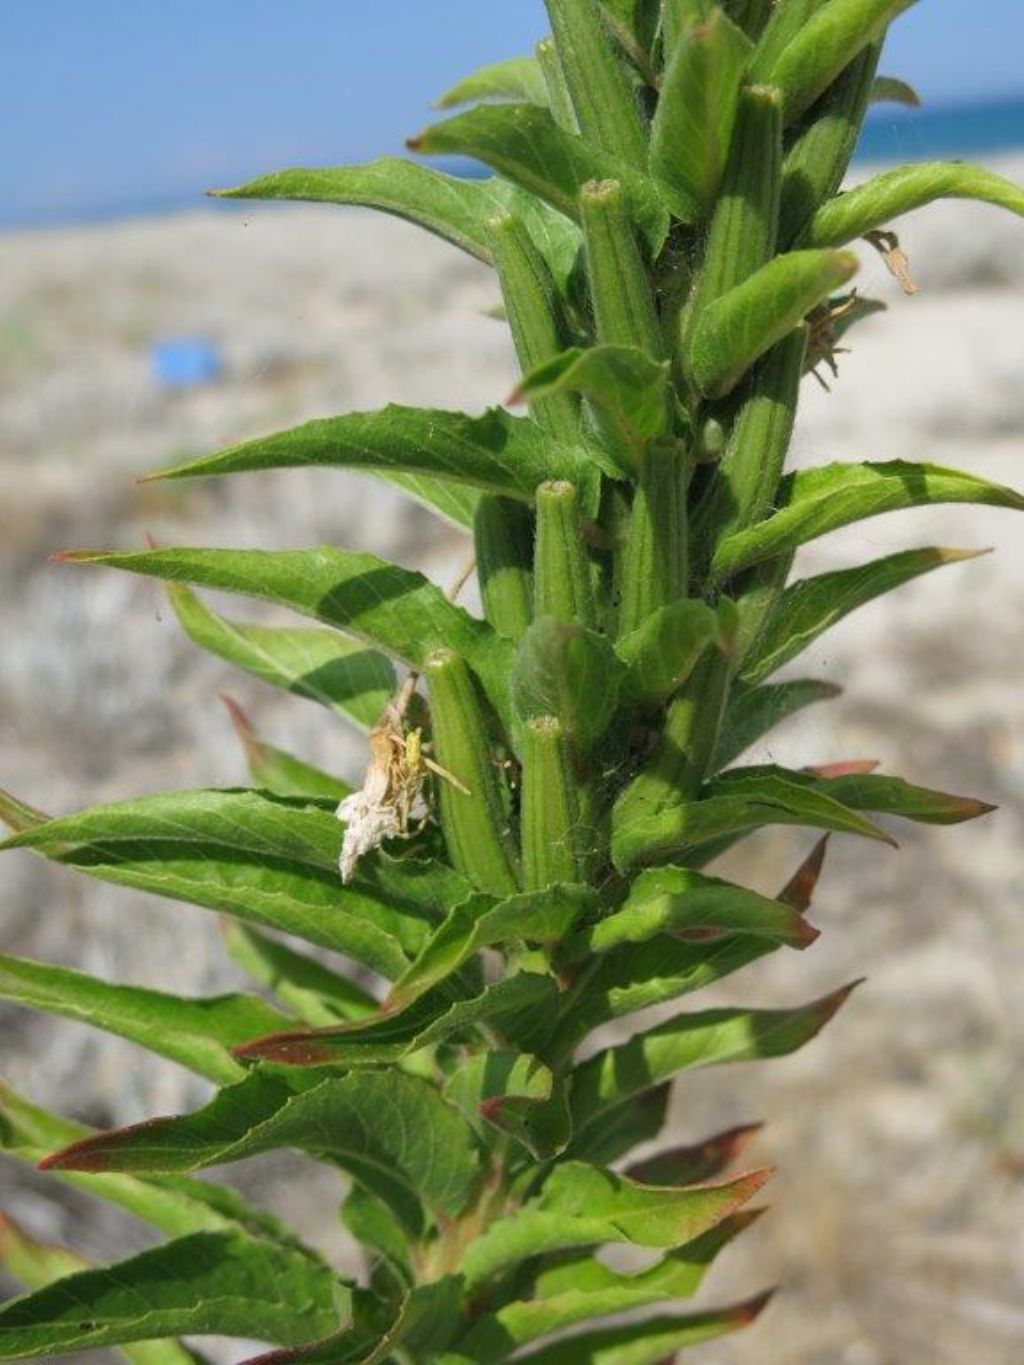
<box><xmin>1</xmin><ymin>162</ymin><xmax>1023</xmax><ymax>1363</ymax></box>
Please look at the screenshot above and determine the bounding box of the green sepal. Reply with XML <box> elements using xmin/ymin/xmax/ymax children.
<box><xmin>511</xmin><ymin>616</ymin><xmax>624</xmax><ymax>754</ymax></box>
<box><xmin>545</xmin><ymin>0</ymin><xmax>648</xmax><ymax>165</ymax></box>
<box><xmin>616</xmin><ymin>441</ymin><xmax>690</xmax><ymax>638</ymax></box>
<box><xmin>473</xmin><ymin>494</ymin><xmax>535</xmax><ymax>642</ymax></box>
<box><xmin>579</xmin><ymin>178</ymin><xmax>665</xmax><ymax>357</ymax></box>
<box><xmin>650</xmin><ymin>8</ymin><xmax>753</xmax><ymax>222</ymax></box>
<box><xmin>689</xmin><ymin>248</ymin><xmax>858</xmax><ymax>398</ymax></box>
<box><xmin>435</xmin><ymin>57</ymin><xmax>549</xmax><ymax>110</ymax></box>
<box><xmin>424</xmin><ymin>649</ymin><xmax>520</xmax><ymax>897</ymax></box>
<box><xmin>534</xmin><ymin>480</ymin><xmax>597</xmax><ymax>627</ymax></box>
<box><xmin>520</xmin><ymin>715</ymin><xmax>588</xmax><ymax>891</ymax></box>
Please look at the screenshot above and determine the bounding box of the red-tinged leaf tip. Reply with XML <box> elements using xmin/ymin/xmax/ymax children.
<box><xmin>804</xmin><ymin>758</ymin><xmax>881</xmax><ymax>779</ymax></box>
<box><xmin>778</xmin><ymin>836</ymin><xmax>830</xmax><ymax>913</ymax></box>
<box><xmin>479</xmin><ymin>1096</ymin><xmax>507</xmax><ymax>1123</ymax></box>
<box><xmin>219</xmin><ymin>693</ymin><xmax>264</xmax><ymax>766</ymax></box>
<box><xmin>505</xmin><ymin>382</ymin><xmax>528</xmax><ymax>407</ymax></box>
<box><xmin>38</xmin><ymin>1114</ymin><xmax>168</xmax><ymax>1172</ymax></box>
<box><xmin>814</xmin><ymin>978</ymin><xmax>865</xmax><ymax>1028</ymax></box>
<box><xmin>733</xmin><ymin>1286</ymin><xmax>777</xmax><ymax>1326</ymax></box>
<box><xmin>47</xmin><ymin>549</ymin><xmax>108</xmax><ymax>565</ymax></box>
<box><xmin>232</xmin><ymin>1029</ymin><xmax>335</xmax><ymax>1066</ymax></box>
<box><xmin>406</xmin><ymin>133</ymin><xmax>426</xmax><ymax>152</ymax></box>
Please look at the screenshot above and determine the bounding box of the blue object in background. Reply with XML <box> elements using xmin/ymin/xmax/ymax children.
<box><xmin>151</xmin><ymin>337</ymin><xmax>222</xmax><ymax>390</ymax></box>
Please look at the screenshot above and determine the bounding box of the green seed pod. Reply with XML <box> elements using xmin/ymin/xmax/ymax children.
<box><xmin>474</xmin><ymin>495</ymin><xmax>534</xmax><ymax>642</ymax></box>
<box><xmin>486</xmin><ymin>212</ymin><xmax>579</xmax><ymax>445</ymax></box>
<box><xmin>748</xmin><ymin>0</ymin><xmax>830</xmax><ymax>82</ymax></box>
<box><xmin>580</xmin><ymin>178</ymin><xmax>664</xmax><ymax>359</ymax></box>
<box><xmin>536</xmin><ymin>35</ymin><xmax>579</xmax><ymax>133</ymax></box>
<box><xmin>424</xmin><ymin>650</ymin><xmax>519</xmax><ymax>896</ymax></box>
<box><xmin>616</xmin><ymin>441</ymin><xmax>689</xmax><ymax>639</ymax></box>
<box><xmin>520</xmin><ymin>714</ymin><xmax>585</xmax><ymax>891</ymax></box>
<box><xmin>535</xmin><ymin>480</ymin><xmax>596</xmax><ymax>627</ymax></box>
<box><xmin>544</xmin><ymin>0</ymin><xmax>648</xmax><ymax>164</ymax></box>
<box><xmin>778</xmin><ymin>39</ymin><xmax>883</xmax><ymax>245</ymax></box>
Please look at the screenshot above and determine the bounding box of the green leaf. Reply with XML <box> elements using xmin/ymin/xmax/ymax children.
<box><xmin>168</xmin><ymin>585</ymin><xmax>394</xmax><ymax>730</ymax></box>
<box><xmin>214</xmin><ymin>159</ymin><xmax>583</xmax><ymax>296</ymax></box>
<box><xmin>221</xmin><ymin>921</ymin><xmax>378</xmax><ymax>1026</ymax></box>
<box><xmin>222</xmin><ymin>697</ymin><xmax>352</xmax><ymax>800</ymax></box>
<box><xmin>714</xmin><ymin>677</ymin><xmax>841</xmax><ymax>768</ymax></box>
<box><xmin>870</xmin><ymin>73</ymin><xmax>921</xmax><ymax>107</ymax></box>
<box><xmin>513</xmin><ymin>345</ymin><xmax>671</xmax><ymax>469</ymax></box>
<box><xmin>43</xmin><ymin>1068</ymin><xmax>481</xmax><ymax>1230</ymax></box>
<box><xmin>436</xmin><ymin>56</ymin><xmax>549</xmax><ymax>109</ymax></box>
<box><xmin>741</xmin><ymin>546</ymin><xmax>985</xmax><ymax>684</ymax></box>
<box><xmin>1</xmin><ymin>788</ymin><xmax>453</xmax><ymax>978</ymax></box>
<box><xmin>511</xmin><ymin>617</ymin><xmax>624</xmax><ymax>752</ymax></box>
<box><xmin>650</xmin><ymin>8</ymin><xmax>753</xmax><ymax>221</ymax></box>
<box><xmin>712</xmin><ymin>461</ymin><xmax>1024</xmax><ymax>579</ymax></box>
<box><xmin>612</xmin><ymin>770</ymin><xmax>895</xmax><ymax>870</ymax></box>
<box><xmin>442</xmin><ymin>1050</ymin><xmax>571</xmax><ymax>1159</ymax></box>
<box><xmin>615</xmin><ymin>599</ymin><xmax>730</xmax><ymax>709</ymax></box>
<box><xmin>689</xmin><ymin>248</ymin><xmax>859</xmax><ymax>397</ymax></box>
<box><xmin>576</xmin><ymin>864</ymin><xmax>818</xmax><ymax>956</ymax></box>
<box><xmin>459</xmin><ymin>1162</ymin><xmax>768</xmax><ymax>1289</ymax></box>
<box><xmin>802</xmin><ymin>160</ymin><xmax>1024</xmax><ymax>248</ymax></box>
<box><xmin>756</xmin><ymin>0</ymin><xmax>918</xmax><ymax>123</ymax></box>
<box><xmin>408</xmin><ymin>105</ymin><xmax>669</xmax><ymax>253</ymax></box>
<box><xmin>60</xmin><ymin>544</ymin><xmax>514</xmax><ymax>727</ymax></box>
<box><xmin>0</xmin><ymin>953</ymin><xmax>288</xmax><ymax>1084</ymax></box>
<box><xmin>0</xmin><ymin>1232</ymin><xmax>350</xmax><ymax>1360</ymax></box>
<box><xmin>810</xmin><ymin>771</ymin><xmax>996</xmax><ymax>825</ymax></box>
<box><xmin>512</xmin><ymin>1292</ymin><xmax>773</xmax><ymax>1364</ymax></box>
<box><xmin>570</xmin><ymin>983</ymin><xmax>855</xmax><ymax>1132</ymax></box>
<box><xmin>146</xmin><ymin>405</ymin><xmax>600</xmax><ymax>515</ymax></box>
<box><xmin>234</xmin><ymin>972</ymin><xmax>560</xmax><ymax>1068</ymax></box>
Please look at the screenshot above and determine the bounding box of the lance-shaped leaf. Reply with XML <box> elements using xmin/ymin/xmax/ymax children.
<box><xmin>408</xmin><ymin>105</ymin><xmax>669</xmax><ymax>253</ymax></box>
<box><xmin>0</xmin><ymin>1083</ymin><xmax>314</xmax><ymax>1255</ymax></box>
<box><xmin>58</xmin><ymin>545</ymin><xmax>514</xmax><ymax>726</ymax></box>
<box><xmin>512</xmin><ymin>345</ymin><xmax>671</xmax><ymax>470</ymax></box>
<box><xmin>514</xmin><ymin>1292</ymin><xmax>774</xmax><ymax>1364</ymax></box>
<box><xmin>612</xmin><ymin>769</ymin><xmax>894</xmax><ymax>870</ymax></box>
<box><xmin>690</xmin><ymin>249</ymin><xmax>859</xmax><ymax>397</ymax></box>
<box><xmin>43</xmin><ymin>1068</ymin><xmax>481</xmax><ymax>1229</ymax></box>
<box><xmin>870</xmin><ymin>74</ymin><xmax>921</xmax><ymax>107</ymax></box>
<box><xmin>511</xmin><ymin>617</ymin><xmax>624</xmax><ymax>753</ymax></box>
<box><xmin>221</xmin><ymin>697</ymin><xmax>352</xmax><ymax>801</ymax></box>
<box><xmin>0</xmin><ymin>1215</ymin><xmax>209</xmax><ymax>1365</ymax></box>
<box><xmin>650</xmin><ymin>8</ymin><xmax>753</xmax><ymax>221</ymax></box>
<box><xmin>811</xmin><ymin>771</ymin><xmax>996</xmax><ymax>825</ymax></box>
<box><xmin>626</xmin><ymin>1121</ymin><xmax>764</xmax><ymax>1186</ymax></box>
<box><xmin>615</xmin><ymin>599</ymin><xmax>730</xmax><ymax>709</ymax></box>
<box><xmin>570</xmin><ymin>983</ymin><xmax>856</xmax><ymax>1132</ymax></box>
<box><xmin>146</xmin><ymin>405</ymin><xmax>600</xmax><ymax>515</ymax></box>
<box><xmin>756</xmin><ymin>0</ymin><xmax>918</xmax><ymax>123</ymax></box>
<box><xmin>436</xmin><ymin>56</ymin><xmax>549</xmax><ymax>109</ymax></box>
<box><xmin>575</xmin><ymin>865</ymin><xmax>818</xmax><ymax>956</ymax></box>
<box><xmin>386</xmin><ymin>885</ymin><xmax>593</xmax><ymax>1012</ymax></box>
<box><xmin>169</xmin><ymin>584</ymin><xmax>395</xmax><ymax>728</ymax></box>
<box><xmin>802</xmin><ymin>161</ymin><xmax>1024</xmax><ymax>248</ymax></box>
<box><xmin>713</xmin><ymin>461</ymin><xmax>1024</xmax><ymax>579</ymax></box>
<box><xmin>234</xmin><ymin>973</ymin><xmax>560</xmax><ymax>1068</ymax></box>
<box><xmin>222</xmin><ymin>921</ymin><xmax>378</xmax><ymax>1027</ymax></box>
<box><xmin>443</xmin><ymin>1050</ymin><xmax>570</xmax><ymax>1160</ymax></box>
<box><xmin>0</xmin><ymin>1231</ymin><xmax>350</xmax><ymax>1361</ymax></box>
<box><xmin>456</xmin><ymin>1215</ymin><xmax>757</xmax><ymax>1358</ymax></box>
<box><xmin>0</xmin><ymin>953</ymin><xmax>288</xmax><ymax>1085</ymax></box>
<box><xmin>214</xmin><ymin>159</ymin><xmax>583</xmax><ymax>294</ymax></box>
<box><xmin>742</xmin><ymin>546</ymin><xmax>986</xmax><ymax>684</ymax></box>
<box><xmin>0</xmin><ymin>788</ymin><xmax>455</xmax><ymax>978</ymax></box>
<box><xmin>459</xmin><ymin>1162</ymin><xmax>769</xmax><ymax>1289</ymax></box>
<box><xmin>713</xmin><ymin>678</ymin><xmax>841</xmax><ymax>769</ymax></box>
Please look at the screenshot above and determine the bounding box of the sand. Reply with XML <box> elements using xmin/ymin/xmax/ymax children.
<box><xmin>1</xmin><ymin>157</ymin><xmax>1022</xmax><ymax>1363</ymax></box>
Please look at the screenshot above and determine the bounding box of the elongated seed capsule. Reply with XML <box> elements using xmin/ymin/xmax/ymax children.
<box><xmin>544</xmin><ymin>0</ymin><xmax>647</xmax><ymax>165</ymax></box>
<box><xmin>778</xmin><ymin>39</ymin><xmax>883</xmax><ymax>245</ymax></box>
<box><xmin>486</xmin><ymin>212</ymin><xmax>579</xmax><ymax>445</ymax></box>
<box><xmin>424</xmin><ymin>650</ymin><xmax>519</xmax><ymax>896</ymax></box>
<box><xmin>535</xmin><ymin>480</ymin><xmax>596</xmax><ymax>627</ymax></box>
<box><xmin>693</xmin><ymin>324</ymin><xmax>808</xmax><ymax>559</ymax></box>
<box><xmin>617</xmin><ymin>442</ymin><xmax>689</xmax><ymax>640</ymax></box>
<box><xmin>536</xmin><ymin>36</ymin><xmax>578</xmax><ymax>133</ymax></box>
<box><xmin>521</xmin><ymin>714</ymin><xmax>585</xmax><ymax>890</ymax></box>
<box><xmin>580</xmin><ymin>179</ymin><xmax>664</xmax><ymax>359</ymax></box>
<box><xmin>748</xmin><ymin>0</ymin><xmax>830</xmax><ymax>82</ymax></box>
<box><xmin>474</xmin><ymin>495</ymin><xmax>534</xmax><ymax>642</ymax></box>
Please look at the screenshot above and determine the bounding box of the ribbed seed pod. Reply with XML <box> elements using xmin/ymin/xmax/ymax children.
<box><xmin>544</xmin><ymin>0</ymin><xmax>648</xmax><ymax>164</ymax></box>
<box><xmin>617</xmin><ymin>441</ymin><xmax>689</xmax><ymax>639</ymax></box>
<box><xmin>748</xmin><ymin>0</ymin><xmax>830</xmax><ymax>82</ymax></box>
<box><xmin>580</xmin><ymin>179</ymin><xmax>665</xmax><ymax>358</ymax></box>
<box><xmin>474</xmin><ymin>495</ymin><xmax>534</xmax><ymax>642</ymax></box>
<box><xmin>778</xmin><ymin>38</ymin><xmax>883</xmax><ymax>244</ymax></box>
<box><xmin>535</xmin><ymin>480</ymin><xmax>596</xmax><ymax>626</ymax></box>
<box><xmin>520</xmin><ymin>714</ymin><xmax>585</xmax><ymax>890</ymax></box>
<box><xmin>424</xmin><ymin>650</ymin><xmax>519</xmax><ymax>896</ymax></box>
<box><xmin>486</xmin><ymin>212</ymin><xmax>579</xmax><ymax>445</ymax></box>
<box><xmin>535</xmin><ymin>35</ymin><xmax>578</xmax><ymax>133</ymax></box>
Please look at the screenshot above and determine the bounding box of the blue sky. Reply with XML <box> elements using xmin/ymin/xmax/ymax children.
<box><xmin>2</xmin><ymin>1</ymin><xmax>1021</xmax><ymax>227</ymax></box>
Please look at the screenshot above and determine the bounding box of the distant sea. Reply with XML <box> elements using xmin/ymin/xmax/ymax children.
<box><xmin>4</xmin><ymin>96</ymin><xmax>1023</xmax><ymax>232</ymax></box>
